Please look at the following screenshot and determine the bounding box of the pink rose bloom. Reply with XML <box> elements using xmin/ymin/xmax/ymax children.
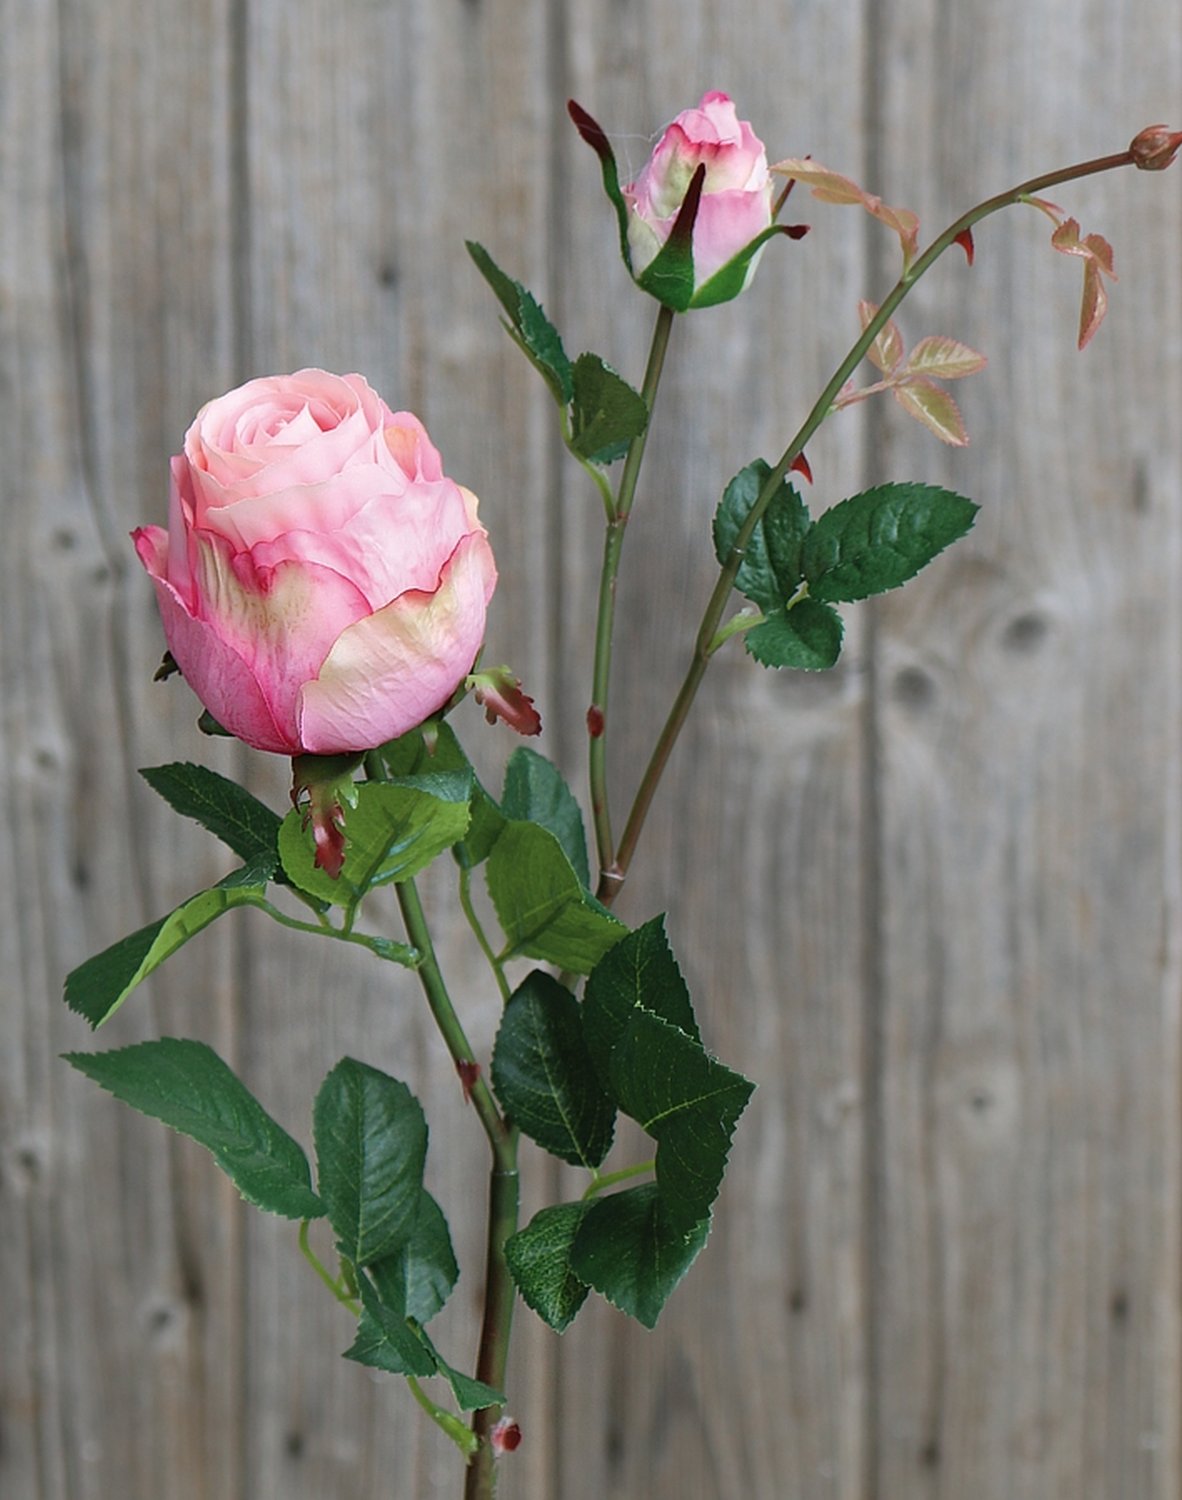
<box><xmin>134</xmin><ymin>369</ymin><xmax>497</xmax><ymax>755</ymax></box>
<box><xmin>624</xmin><ymin>91</ymin><xmax>774</xmax><ymax>298</ymax></box>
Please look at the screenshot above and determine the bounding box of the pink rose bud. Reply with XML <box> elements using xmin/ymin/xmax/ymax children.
<box><xmin>624</xmin><ymin>92</ymin><xmax>775</xmax><ymax>306</ymax></box>
<box><xmin>1130</xmin><ymin>124</ymin><xmax>1182</xmax><ymax>171</ymax></box>
<box><xmin>490</xmin><ymin>1417</ymin><xmax>522</xmax><ymax>1456</ymax></box>
<box><xmin>133</xmin><ymin>370</ymin><xmax>497</xmax><ymax>755</ymax></box>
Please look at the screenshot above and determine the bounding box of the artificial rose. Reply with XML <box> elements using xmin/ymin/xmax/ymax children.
<box><xmin>134</xmin><ymin>369</ymin><xmax>497</xmax><ymax>755</ymax></box>
<box><xmin>623</xmin><ymin>91</ymin><xmax>774</xmax><ymax>304</ymax></box>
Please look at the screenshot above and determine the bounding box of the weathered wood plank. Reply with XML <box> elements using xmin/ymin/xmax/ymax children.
<box><xmin>869</xmin><ymin>2</ymin><xmax>1182</xmax><ymax>1496</ymax></box>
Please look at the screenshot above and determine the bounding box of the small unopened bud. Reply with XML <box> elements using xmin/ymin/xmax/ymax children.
<box><xmin>490</xmin><ymin>1417</ymin><xmax>522</xmax><ymax>1456</ymax></box>
<box><xmin>1130</xmin><ymin>124</ymin><xmax>1182</xmax><ymax>171</ymax></box>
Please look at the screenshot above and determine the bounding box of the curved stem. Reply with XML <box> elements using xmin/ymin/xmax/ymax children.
<box><xmin>582</xmin><ymin>1158</ymin><xmax>655</xmax><ymax>1200</ymax></box>
<box><xmin>463</xmin><ymin>1151</ymin><xmax>521</xmax><ymax>1500</ymax></box>
<box><xmin>588</xmin><ymin>301</ymin><xmax>677</xmax><ymax>880</ymax></box>
<box><xmin>458</xmin><ymin>865</ymin><xmax>512</xmax><ymax>1004</ymax></box>
<box><xmin>600</xmin><ymin>146</ymin><xmax>1137</xmax><ymax>903</ymax></box>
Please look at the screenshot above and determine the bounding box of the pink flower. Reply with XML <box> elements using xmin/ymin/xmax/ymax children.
<box><xmin>624</xmin><ymin>92</ymin><xmax>775</xmax><ymax>305</ymax></box>
<box><xmin>133</xmin><ymin>370</ymin><xmax>497</xmax><ymax>755</ymax></box>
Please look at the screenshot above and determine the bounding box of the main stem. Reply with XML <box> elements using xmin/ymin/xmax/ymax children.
<box><xmin>588</xmin><ymin>301</ymin><xmax>677</xmax><ymax>881</ymax></box>
<box><xmin>393</xmin><ymin>881</ymin><xmax>519</xmax><ymax>1499</ymax></box>
<box><xmin>598</xmin><ymin>145</ymin><xmax>1136</xmax><ymax>904</ymax></box>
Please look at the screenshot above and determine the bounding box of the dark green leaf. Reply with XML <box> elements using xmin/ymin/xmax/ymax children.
<box><xmin>366</xmin><ymin>1189</ymin><xmax>458</xmax><ymax>1325</ymax></box>
<box><xmin>466</xmin><ymin>241</ymin><xmax>573</xmax><ymax>405</ymax></box>
<box><xmin>568</xmin><ymin>353</ymin><xmax>649</xmax><ymax>465</ymax></box>
<box><xmin>501</xmin><ymin>748</ymin><xmax>590</xmax><ymax>889</ymax></box>
<box><xmin>313</xmin><ymin>1059</ymin><xmax>428</xmax><ymax>1267</ymax></box>
<box><xmin>608</xmin><ymin>1009</ymin><xmax>754</xmax><ymax>1231</ymax></box>
<box><xmin>504</xmin><ymin>1202</ymin><xmax>593</xmax><ymax>1332</ymax></box>
<box><xmin>279</xmin><ymin>776</ymin><xmax>471</xmax><ymax>906</ymax></box>
<box><xmin>420</xmin><ymin>1336</ymin><xmax>505</xmax><ymax>1411</ymax></box>
<box><xmin>139</xmin><ymin>762</ymin><xmax>282</xmax><ymax>873</ymax></box>
<box><xmin>491</xmin><ymin>972</ymin><xmax>615</xmax><ymax>1168</ymax></box>
<box><xmin>379</xmin><ymin>722</ymin><xmax>504</xmax><ymax>868</ymax></box>
<box><xmin>345</xmin><ymin>1274</ymin><xmax>437</xmax><ymax>1378</ymax></box>
<box><xmin>486</xmin><ymin>821</ymin><xmax>625</xmax><ymax>974</ymax></box>
<box><xmin>745</xmin><ymin>598</ymin><xmax>844</xmax><ymax>671</ymax></box>
<box><xmin>801</xmin><ymin>482</ymin><xmax>978</xmax><ymax>603</ymax></box>
<box><xmin>64</xmin><ymin>1039</ymin><xmax>323</xmax><ymax>1220</ymax></box>
<box><xmin>63</xmin><ymin>869</ymin><xmax>267</xmax><ymax>1027</ymax></box>
<box><xmin>713</xmin><ymin>461</ymin><xmax>811</xmax><ymax>610</ymax></box>
<box><xmin>570</xmin><ymin>1184</ymin><xmax>710</xmax><ymax>1329</ymax></box>
<box><xmin>582</xmin><ymin>915</ymin><xmax>699</xmax><ymax>1089</ymax></box>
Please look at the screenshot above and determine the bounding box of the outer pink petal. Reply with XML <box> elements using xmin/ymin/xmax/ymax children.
<box><xmin>690</xmin><ymin>186</ymin><xmax>774</xmax><ymax>282</ymax></box>
<box><xmin>297</xmin><ymin>530</ymin><xmax>497</xmax><ymax>754</ymax></box>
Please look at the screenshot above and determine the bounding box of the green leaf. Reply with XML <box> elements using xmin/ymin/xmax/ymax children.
<box><xmin>367</xmin><ymin>1189</ymin><xmax>459</xmax><ymax>1326</ymax></box>
<box><xmin>491</xmin><ymin>972</ymin><xmax>615</xmax><ymax>1168</ymax></box>
<box><xmin>486</xmin><ymin>821</ymin><xmax>626</xmax><ymax>974</ymax></box>
<box><xmin>420</xmin><ymin>1337</ymin><xmax>505</xmax><ymax>1412</ymax></box>
<box><xmin>313</xmin><ymin>1059</ymin><xmax>428</xmax><ymax>1268</ymax></box>
<box><xmin>500</xmin><ymin>748</ymin><xmax>590</xmax><ymax>889</ymax></box>
<box><xmin>568</xmin><ymin>353</ymin><xmax>649</xmax><ymax>465</ymax></box>
<box><xmin>504</xmin><ymin>1202</ymin><xmax>593</xmax><ymax>1332</ymax></box>
<box><xmin>466</xmin><ymin>241</ymin><xmax>573</xmax><ymax>405</ymax></box>
<box><xmin>63</xmin><ymin>868</ymin><xmax>267</xmax><ymax>1027</ymax></box>
<box><xmin>345</xmin><ymin>1274</ymin><xmax>438</xmax><ymax>1378</ymax></box>
<box><xmin>63</xmin><ymin>1039</ymin><xmax>323</xmax><ymax>1220</ymax></box>
<box><xmin>608</xmin><ymin>1009</ymin><xmax>754</xmax><ymax>1231</ymax></box>
<box><xmin>279</xmin><ymin>775</ymin><xmax>471</xmax><ymax>907</ymax></box>
<box><xmin>801</xmin><ymin>481</ymin><xmax>978</xmax><ymax>603</ymax></box>
<box><xmin>745</xmin><ymin>598</ymin><xmax>844</xmax><ymax>671</ymax></box>
<box><xmin>570</xmin><ymin>1184</ymin><xmax>710</xmax><ymax>1329</ymax></box>
<box><xmin>713</xmin><ymin>461</ymin><xmax>811</xmax><ymax>611</ymax></box>
<box><xmin>139</xmin><ymin>762</ymin><xmax>282</xmax><ymax>874</ymax></box>
<box><xmin>379</xmin><ymin>723</ymin><xmax>504</xmax><ymax>868</ymax></box>
<box><xmin>582</xmin><ymin>915</ymin><xmax>699</xmax><ymax>1088</ymax></box>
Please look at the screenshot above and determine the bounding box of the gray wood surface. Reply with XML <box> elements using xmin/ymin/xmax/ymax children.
<box><xmin>2</xmin><ymin>2</ymin><xmax>1179</xmax><ymax>1497</ymax></box>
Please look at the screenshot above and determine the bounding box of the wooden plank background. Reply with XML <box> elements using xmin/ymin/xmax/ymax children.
<box><xmin>2</xmin><ymin>2</ymin><xmax>1179</xmax><ymax>1496</ymax></box>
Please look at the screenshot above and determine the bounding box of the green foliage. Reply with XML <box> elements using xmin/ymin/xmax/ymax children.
<box><xmin>569</xmin><ymin>1184</ymin><xmax>712</xmax><ymax>1329</ymax></box>
<box><xmin>139</xmin><ymin>762</ymin><xmax>282</xmax><ymax>872</ymax></box>
<box><xmin>379</xmin><ymin>722</ymin><xmax>504</xmax><ymax>868</ymax></box>
<box><xmin>504</xmin><ymin>1202</ymin><xmax>593</xmax><ymax>1332</ymax></box>
<box><xmin>465</xmin><ymin>241</ymin><xmax>573</xmax><ymax>405</ymax></box>
<box><xmin>581</xmin><ymin>914</ymin><xmax>699</xmax><ymax>1075</ymax></box>
<box><xmin>500</xmin><ymin>746</ymin><xmax>590</xmax><ymax>889</ymax></box>
<box><xmin>713</xmin><ymin>461</ymin><xmax>811</xmax><ymax>611</ymax></box>
<box><xmin>568</xmin><ymin>353</ymin><xmax>649</xmax><ymax>465</ymax></box>
<box><xmin>346</xmin><ymin>1274</ymin><xmax>438</xmax><ymax>1379</ymax></box>
<box><xmin>802</xmin><ymin>482</ymin><xmax>978</xmax><ymax>602</ymax></box>
<box><xmin>367</xmin><ymin>1189</ymin><xmax>459</xmax><ymax>1325</ymax></box>
<box><xmin>63</xmin><ymin>1039</ymin><xmax>324</xmax><ymax>1219</ymax></box>
<box><xmin>313</xmin><ymin>1059</ymin><xmax>429</xmax><ymax>1268</ymax></box>
<box><xmin>63</xmin><ymin>865</ymin><xmax>270</xmax><ymax>1027</ymax></box>
<box><xmin>486</xmin><ymin>820</ymin><xmax>625</xmax><ymax>974</ymax></box>
<box><xmin>745</xmin><ymin>598</ymin><xmax>844</xmax><ymax>670</ymax></box>
<box><xmin>491</xmin><ymin>972</ymin><xmax>615</xmax><ymax>1168</ymax></box>
<box><xmin>279</xmin><ymin>775</ymin><xmax>471</xmax><ymax>907</ymax></box>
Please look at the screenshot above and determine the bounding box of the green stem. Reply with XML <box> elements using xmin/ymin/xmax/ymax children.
<box><xmin>582</xmin><ymin>1158</ymin><xmax>655</xmax><ymax>1200</ymax></box>
<box><xmin>600</xmin><ymin>145</ymin><xmax>1137</xmax><ymax>904</ymax></box>
<box><xmin>463</xmin><ymin>1151</ymin><xmax>521</xmax><ymax>1500</ymax></box>
<box><xmin>458</xmin><ymin>865</ymin><xmax>512</xmax><ymax>1004</ymax></box>
<box><xmin>409</xmin><ymin>1377</ymin><xmax>480</xmax><ymax>1460</ymax></box>
<box><xmin>247</xmin><ymin>894</ymin><xmax>420</xmax><ymax>965</ymax></box>
<box><xmin>298</xmin><ymin>1221</ymin><xmax>359</xmax><ymax>1314</ymax></box>
<box><xmin>588</xmin><ymin>301</ymin><xmax>677</xmax><ymax>883</ymax></box>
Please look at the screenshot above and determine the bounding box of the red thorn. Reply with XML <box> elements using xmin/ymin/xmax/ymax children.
<box><xmin>790</xmin><ymin>451</ymin><xmax>813</xmax><ymax>485</ymax></box>
<box><xmin>491</xmin><ymin>1417</ymin><xmax>522</xmax><ymax>1456</ymax></box>
<box><xmin>586</xmin><ymin>704</ymin><xmax>605</xmax><ymax>738</ymax></box>
<box><xmin>954</xmin><ymin>228</ymin><xmax>975</xmax><ymax>265</ymax></box>
<box><xmin>457</xmin><ymin>1059</ymin><xmax>481</xmax><ymax>1104</ymax></box>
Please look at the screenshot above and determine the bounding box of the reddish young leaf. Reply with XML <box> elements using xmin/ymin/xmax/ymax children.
<box><xmin>1050</xmin><ymin>218</ymin><xmax>1117</xmax><ymax>349</ymax></box>
<box><xmin>893</xmin><ymin>377</ymin><xmax>970</xmax><ymax>446</ymax></box>
<box><xmin>858</xmin><ymin>299</ymin><xmax>904</xmax><ymax>374</ymax></box>
<box><xmin>771</xmin><ymin>158</ymin><xmax>920</xmax><ymax>269</ymax></box>
<box><xmin>905</xmin><ymin>335</ymin><xmax>987</xmax><ymax>380</ymax></box>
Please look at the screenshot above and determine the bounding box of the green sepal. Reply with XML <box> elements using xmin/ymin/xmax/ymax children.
<box><xmin>312</xmin><ymin>1059</ymin><xmax>428</xmax><ymax>1268</ymax></box>
<box><xmin>63</xmin><ymin>1038</ymin><xmax>324</xmax><ymax>1220</ymax></box>
<box><xmin>465</xmin><ymin>241</ymin><xmax>573</xmax><ymax>405</ymax></box>
<box><xmin>491</xmin><ymin>971</ymin><xmax>616</xmax><ymax>1168</ymax></box>
<box><xmin>486</xmin><ymin>821</ymin><xmax>626</xmax><ymax>974</ymax></box>
<box><xmin>279</xmin><ymin>774</ymin><xmax>471</xmax><ymax>907</ymax></box>
<box><xmin>687</xmin><ymin>222</ymin><xmax>795</xmax><ymax>309</ymax></box>
<box><xmin>63</xmin><ymin>864</ymin><xmax>270</xmax><ymax>1027</ymax></box>
<box><xmin>139</xmin><ymin>762</ymin><xmax>282</xmax><ymax>874</ymax></box>
<box><xmin>567</xmin><ymin>99</ymin><xmax>632</xmax><ymax>269</ymax></box>
<box><xmin>500</xmin><ymin>747</ymin><xmax>590</xmax><ymax>889</ymax></box>
<box><xmin>570</xmin><ymin>1183</ymin><xmax>710</xmax><ymax>1330</ymax></box>
<box><xmin>634</xmin><ymin>163</ymin><xmax>705</xmax><ymax>312</ymax></box>
<box><xmin>713</xmin><ymin>460</ymin><xmax>811</xmax><ymax>610</ymax></box>
<box><xmin>745</xmin><ymin>598</ymin><xmax>844</xmax><ymax>671</ymax></box>
<box><xmin>504</xmin><ymin>1201</ymin><xmax>593</xmax><ymax>1332</ymax></box>
<box><xmin>378</xmin><ymin>722</ymin><xmax>504</xmax><ymax>868</ymax></box>
<box><xmin>568</xmin><ymin>352</ymin><xmax>649</xmax><ymax>465</ymax></box>
<box><xmin>802</xmin><ymin>482</ymin><xmax>978</xmax><ymax>603</ymax></box>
